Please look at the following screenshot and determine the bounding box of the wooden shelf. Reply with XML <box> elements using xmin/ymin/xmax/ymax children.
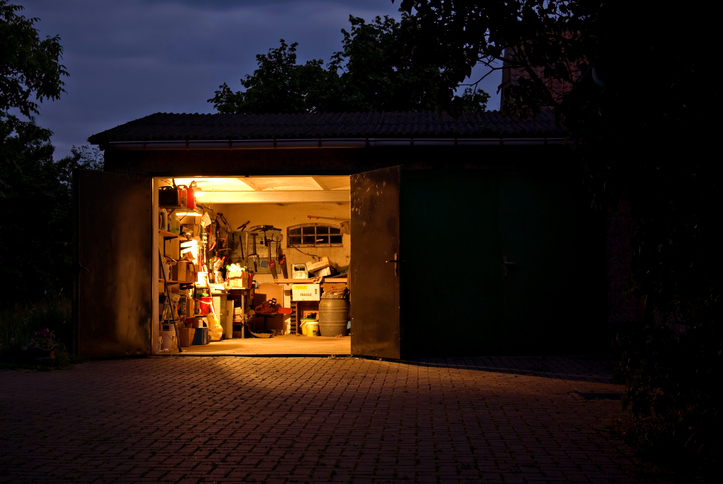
<box><xmin>274</xmin><ymin>278</ymin><xmax>314</xmax><ymax>284</ymax></box>
<box><xmin>159</xmin><ymin>230</ymin><xmax>179</xmax><ymax>239</ymax></box>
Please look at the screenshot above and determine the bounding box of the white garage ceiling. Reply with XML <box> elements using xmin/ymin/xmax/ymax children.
<box><xmin>163</xmin><ymin>176</ymin><xmax>350</xmax><ymax>204</ymax></box>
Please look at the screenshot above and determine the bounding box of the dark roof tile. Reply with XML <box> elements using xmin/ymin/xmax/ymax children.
<box><xmin>88</xmin><ymin>110</ymin><xmax>564</xmax><ymax>144</ymax></box>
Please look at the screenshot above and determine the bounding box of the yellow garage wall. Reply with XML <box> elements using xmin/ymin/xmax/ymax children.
<box><xmin>209</xmin><ymin>202</ymin><xmax>351</xmax><ymax>285</ymax></box>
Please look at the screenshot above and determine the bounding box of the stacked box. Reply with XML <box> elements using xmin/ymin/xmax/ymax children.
<box><xmin>228</xmin><ymin>271</ymin><xmax>253</xmax><ymax>289</ymax></box>
<box><xmin>292</xmin><ymin>283</ymin><xmax>321</xmax><ymax>301</ymax></box>
<box><xmin>306</xmin><ymin>257</ymin><xmax>329</xmax><ymax>273</ymax></box>
<box><xmin>177</xmin><ymin>260</ymin><xmax>196</xmax><ymax>283</ymax></box>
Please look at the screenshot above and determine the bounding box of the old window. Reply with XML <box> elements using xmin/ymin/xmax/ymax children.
<box><xmin>287</xmin><ymin>224</ymin><xmax>343</xmax><ymax>247</ymax></box>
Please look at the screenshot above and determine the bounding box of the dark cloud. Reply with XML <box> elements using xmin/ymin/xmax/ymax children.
<box><xmin>138</xmin><ymin>0</ymin><xmax>394</xmax><ymax>10</ymax></box>
<box><xmin>16</xmin><ymin>0</ymin><xmax>498</xmax><ymax>159</ymax></box>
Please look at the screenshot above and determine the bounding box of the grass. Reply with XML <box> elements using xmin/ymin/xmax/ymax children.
<box><xmin>0</xmin><ymin>295</ymin><xmax>79</xmax><ymax>370</ymax></box>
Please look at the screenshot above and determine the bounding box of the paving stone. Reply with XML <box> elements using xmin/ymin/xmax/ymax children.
<box><xmin>0</xmin><ymin>356</ymin><xmax>668</xmax><ymax>483</ymax></box>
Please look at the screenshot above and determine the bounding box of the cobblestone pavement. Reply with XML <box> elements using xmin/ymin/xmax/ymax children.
<box><xmin>0</xmin><ymin>356</ymin><xmax>665</xmax><ymax>483</ymax></box>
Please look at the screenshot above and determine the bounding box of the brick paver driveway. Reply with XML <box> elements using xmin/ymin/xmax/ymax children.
<box><xmin>1</xmin><ymin>356</ymin><xmax>663</xmax><ymax>483</ymax></box>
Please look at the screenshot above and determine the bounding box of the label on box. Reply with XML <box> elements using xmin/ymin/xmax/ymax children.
<box><xmin>292</xmin><ymin>283</ymin><xmax>320</xmax><ymax>301</ymax></box>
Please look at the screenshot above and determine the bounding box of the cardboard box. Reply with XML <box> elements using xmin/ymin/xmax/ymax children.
<box><xmin>179</xmin><ymin>327</ymin><xmax>196</xmax><ymax>347</ymax></box>
<box><xmin>254</xmin><ymin>283</ymin><xmax>285</xmax><ymax>306</ymax></box>
<box><xmin>227</xmin><ymin>271</ymin><xmax>253</xmax><ymax>289</ymax></box>
<box><xmin>292</xmin><ymin>283</ymin><xmax>320</xmax><ymax>301</ymax></box>
<box><xmin>306</xmin><ymin>257</ymin><xmax>329</xmax><ymax>273</ymax></box>
<box><xmin>168</xmin><ymin>263</ymin><xmax>179</xmax><ymax>281</ymax></box>
<box><xmin>177</xmin><ymin>260</ymin><xmax>196</xmax><ymax>283</ymax></box>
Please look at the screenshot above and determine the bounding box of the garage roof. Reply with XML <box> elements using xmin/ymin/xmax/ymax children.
<box><xmin>88</xmin><ymin>110</ymin><xmax>565</xmax><ymax>145</ymax></box>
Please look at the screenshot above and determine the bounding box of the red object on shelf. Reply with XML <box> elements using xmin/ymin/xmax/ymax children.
<box><xmin>187</xmin><ymin>182</ymin><xmax>197</xmax><ymax>209</ymax></box>
<box><xmin>177</xmin><ymin>185</ymin><xmax>188</xmax><ymax>207</ymax></box>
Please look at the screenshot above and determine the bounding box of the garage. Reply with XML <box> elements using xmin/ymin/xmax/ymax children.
<box><xmin>77</xmin><ymin>111</ymin><xmax>608</xmax><ymax>360</ymax></box>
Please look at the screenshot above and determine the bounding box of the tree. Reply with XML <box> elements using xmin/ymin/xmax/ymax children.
<box><xmin>395</xmin><ymin>0</ymin><xmax>722</xmax><ymax>472</ymax></box>
<box><xmin>209</xmin><ymin>14</ymin><xmax>488</xmax><ymax>114</ymax></box>
<box><xmin>1</xmin><ymin>0</ymin><xmax>67</xmax><ymax>118</ymax></box>
<box><xmin>209</xmin><ymin>40</ymin><xmax>337</xmax><ymax>114</ymax></box>
<box><xmin>395</xmin><ymin>0</ymin><xmax>598</xmax><ymax>115</ymax></box>
<box><xmin>1</xmin><ymin>1</ymin><xmax>71</xmax><ymax>300</ymax></box>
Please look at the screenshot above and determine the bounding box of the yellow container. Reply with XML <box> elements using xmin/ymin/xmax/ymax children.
<box><xmin>300</xmin><ymin>318</ymin><xmax>316</xmax><ymax>336</ymax></box>
<box><xmin>306</xmin><ymin>322</ymin><xmax>319</xmax><ymax>336</ymax></box>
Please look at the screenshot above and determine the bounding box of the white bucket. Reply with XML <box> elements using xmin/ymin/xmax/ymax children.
<box><xmin>161</xmin><ymin>330</ymin><xmax>177</xmax><ymax>350</ymax></box>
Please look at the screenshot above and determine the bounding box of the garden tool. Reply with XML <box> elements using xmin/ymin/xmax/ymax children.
<box><xmin>249</xmin><ymin>232</ymin><xmax>258</xmax><ymax>271</ymax></box>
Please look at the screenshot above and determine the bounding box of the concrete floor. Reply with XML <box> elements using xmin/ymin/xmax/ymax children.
<box><xmin>178</xmin><ymin>334</ymin><xmax>351</xmax><ymax>356</ymax></box>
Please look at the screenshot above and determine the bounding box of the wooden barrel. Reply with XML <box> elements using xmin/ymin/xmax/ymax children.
<box><xmin>318</xmin><ymin>294</ymin><xmax>349</xmax><ymax>336</ymax></box>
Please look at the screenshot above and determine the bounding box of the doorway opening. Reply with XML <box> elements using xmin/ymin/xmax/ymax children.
<box><xmin>153</xmin><ymin>175</ymin><xmax>352</xmax><ymax>356</ymax></box>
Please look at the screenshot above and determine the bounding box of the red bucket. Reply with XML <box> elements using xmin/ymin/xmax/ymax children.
<box><xmin>198</xmin><ymin>297</ymin><xmax>213</xmax><ymax>315</ymax></box>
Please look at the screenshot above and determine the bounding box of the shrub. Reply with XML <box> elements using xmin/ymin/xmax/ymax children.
<box><xmin>614</xmin><ymin>317</ymin><xmax>722</xmax><ymax>475</ymax></box>
<box><xmin>0</xmin><ymin>294</ymin><xmax>74</xmax><ymax>368</ymax></box>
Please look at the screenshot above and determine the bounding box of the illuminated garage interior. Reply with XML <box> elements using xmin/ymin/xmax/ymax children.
<box><xmin>153</xmin><ymin>175</ymin><xmax>353</xmax><ymax>355</ymax></box>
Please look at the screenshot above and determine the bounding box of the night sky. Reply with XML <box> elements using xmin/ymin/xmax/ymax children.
<box><xmin>18</xmin><ymin>0</ymin><xmax>500</xmax><ymax>159</ymax></box>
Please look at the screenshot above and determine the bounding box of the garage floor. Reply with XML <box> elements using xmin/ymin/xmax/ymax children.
<box><xmin>177</xmin><ymin>334</ymin><xmax>351</xmax><ymax>356</ymax></box>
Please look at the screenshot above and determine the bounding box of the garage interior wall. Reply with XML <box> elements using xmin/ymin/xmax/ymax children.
<box><xmin>204</xmin><ymin>201</ymin><xmax>350</xmax><ymax>334</ymax></box>
<box><xmin>207</xmin><ymin>202</ymin><xmax>352</xmax><ymax>282</ymax></box>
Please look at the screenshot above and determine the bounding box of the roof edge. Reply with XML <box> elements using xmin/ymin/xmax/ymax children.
<box><xmin>100</xmin><ymin>137</ymin><xmax>565</xmax><ymax>151</ymax></box>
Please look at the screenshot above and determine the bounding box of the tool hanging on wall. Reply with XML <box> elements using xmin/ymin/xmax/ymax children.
<box><xmin>263</xmin><ymin>229</ymin><xmax>277</xmax><ymax>277</ymax></box>
<box><xmin>249</xmin><ymin>232</ymin><xmax>258</xmax><ymax>271</ymax></box>
<box><xmin>278</xmin><ymin>245</ymin><xmax>288</xmax><ymax>278</ymax></box>
<box><xmin>217</xmin><ymin>213</ymin><xmax>232</xmax><ymax>232</ymax></box>
<box><xmin>268</xmin><ymin>239</ymin><xmax>278</xmax><ymax>277</ymax></box>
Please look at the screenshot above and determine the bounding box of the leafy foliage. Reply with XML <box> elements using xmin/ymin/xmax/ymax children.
<box><xmin>1</xmin><ymin>2</ymin><xmax>102</xmax><ymax>303</ymax></box>
<box><xmin>210</xmin><ymin>39</ymin><xmax>337</xmax><ymax>114</ymax></box>
<box><xmin>396</xmin><ymin>0</ymin><xmax>598</xmax><ymax>115</ymax></box>
<box><xmin>1</xmin><ymin>0</ymin><xmax>67</xmax><ymax>117</ymax></box>
<box><xmin>209</xmin><ymin>14</ymin><xmax>488</xmax><ymax>114</ymax></box>
<box><xmin>0</xmin><ymin>295</ymin><xmax>75</xmax><ymax>368</ymax></box>
<box><xmin>0</xmin><ymin>119</ymin><xmax>101</xmax><ymax>298</ymax></box>
<box><xmin>614</xmin><ymin>318</ymin><xmax>722</xmax><ymax>473</ymax></box>
<box><xmin>396</xmin><ymin>0</ymin><xmax>722</xmax><ymax>472</ymax></box>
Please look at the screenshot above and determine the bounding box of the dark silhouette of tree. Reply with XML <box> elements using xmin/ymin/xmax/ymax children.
<box><xmin>1</xmin><ymin>2</ymin><xmax>96</xmax><ymax>301</ymax></box>
<box><xmin>209</xmin><ymin>14</ymin><xmax>488</xmax><ymax>114</ymax></box>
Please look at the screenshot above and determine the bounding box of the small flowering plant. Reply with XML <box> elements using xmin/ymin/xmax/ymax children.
<box><xmin>23</xmin><ymin>328</ymin><xmax>58</xmax><ymax>352</ymax></box>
